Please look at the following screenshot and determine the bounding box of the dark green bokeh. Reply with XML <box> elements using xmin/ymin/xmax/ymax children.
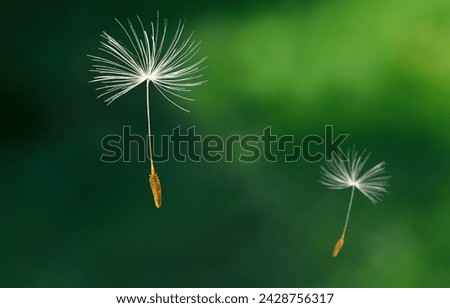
<box><xmin>1</xmin><ymin>0</ymin><xmax>449</xmax><ymax>287</ymax></box>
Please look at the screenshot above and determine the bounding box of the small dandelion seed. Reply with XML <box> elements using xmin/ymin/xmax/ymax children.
<box><xmin>149</xmin><ymin>163</ymin><xmax>162</xmax><ymax>208</ymax></box>
<box><xmin>320</xmin><ymin>147</ymin><xmax>390</xmax><ymax>257</ymax></box>
<box><xmin>332</xmin><ymin>237</ymin><xmax>344</xmax><ymax>258</ymax></box>
<box><xmin>89</xmin><ymin>13</ymin><xmax>207</xmax><ymax>208</ymax></box>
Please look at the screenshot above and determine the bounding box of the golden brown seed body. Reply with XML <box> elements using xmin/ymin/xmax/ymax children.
<box><xmin>149</xmin><ymin>171</ymin><xmax>162</xmax><ymax>208</ymax></box>
<box><xmin>332</xmin><ymin>237</ymin><xmax>345</xmax><ymax>258</ymax></box>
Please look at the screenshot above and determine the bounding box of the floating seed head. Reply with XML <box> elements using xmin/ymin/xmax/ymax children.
<box><xmin>89</xmin><ymin>13</ymin><xmax>207</xmax><ymax>111</ymax></box>
<box><xmin>320</xmin><ymin>147</ymin><xmax>390</xmax><ymax>257</ymax></box>
<box><xmin>320</xmin><ymin>148</ymin><xmax>389</xmax><ymax>203</ymax></box>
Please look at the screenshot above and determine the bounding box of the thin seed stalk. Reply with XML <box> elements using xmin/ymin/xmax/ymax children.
<box><xmin>146</xmin><ymin>80</ymin><xmax>162</xmax><ymax>208</ymax></box>
<box><xmin>332</xmin><ymin>186</ymin><xmax>355</xmax><ymax>258</ymax></box>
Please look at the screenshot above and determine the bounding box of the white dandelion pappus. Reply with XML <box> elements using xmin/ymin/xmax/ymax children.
<box><xmin>320</xmin><ymin>148</ymin><xmax>390</xmax><ymax>257</ymax></box>
<box><xmin>89</xmin><ymin>13</ymin><xmax>207</xmax><ymax>112</ymax></box>
<box><xmin>320</xmin><ymin>148</ymin><xmax>389</xmax><ymax>203</ymax></box>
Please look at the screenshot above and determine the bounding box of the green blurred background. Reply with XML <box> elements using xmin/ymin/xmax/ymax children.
<box><xmin>1</xmin><ymin>0</ymin><xmax>450</xmax><ymax>287</ymax></box>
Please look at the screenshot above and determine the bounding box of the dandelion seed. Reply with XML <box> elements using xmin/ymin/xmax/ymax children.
<box><xmin>320</xmin><ymin>147</ymin><xmax>390</xmax><ymax>257</ymax></box>
<box><xmin>89</xmin><ymin>13</ymin><xmax>207</xmax><ymax>208</ymax></box>
<box><xmin>332</xmin><ymin>237</ymin><xmax>344</xmax><ymax>258</ymax></box>
<box><xmin>149</xmin><ymin>162</ymin><xmax>162</xmax><ymax>208</ymax></box>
